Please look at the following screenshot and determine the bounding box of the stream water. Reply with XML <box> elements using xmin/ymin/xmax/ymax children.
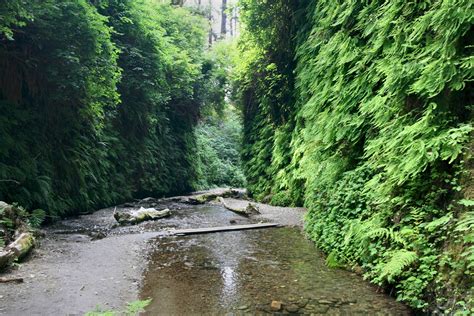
<box><xmin>139</xmin><ymin>205</ymin><xmax>410</xmax><ymax>315</ymax></box>
<box><xmin>0</xmin><ymin>199</ymin><xmax>411</xmax><ymax>315</ymax></box>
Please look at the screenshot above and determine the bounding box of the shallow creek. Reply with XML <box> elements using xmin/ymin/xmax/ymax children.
<box><xmin>0</xmin><ymin>201</ymin><xmax>411</xmax><ymax>315</ymax></box>
<box><xmin>140</xmin><ymin>205</ymin><xmax>410</xmax><ymax>315</ymax></box>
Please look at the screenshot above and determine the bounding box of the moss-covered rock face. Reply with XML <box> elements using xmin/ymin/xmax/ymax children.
<box><xmin>236</xmin><ymin>0</ymin><xmax>473</xmax><ymax>312</ymax></box>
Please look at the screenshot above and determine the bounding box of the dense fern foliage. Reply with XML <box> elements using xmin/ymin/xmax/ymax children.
<box><xmin>194</xmin><ymin>107</ymin><xmax>246</xmax><ymax>189</ymax></box>
<box><xmin>0</xmin><ymin>0</ymin><xmax>210</xmax><ymax>217</ymax></box>
<box><xmin>237</xmin><ymin>0</ymin><xmax>473</xmax><ymax>312</ymax></box>
<box><xmin>236</xmin><ymin>0</ymin><xmax>303</xmax><ymax>205</ymax></box>
<box><xmin>193</xmin><ymin>41</ymin><xmax>246</xmax><ymax>189</ymax></box>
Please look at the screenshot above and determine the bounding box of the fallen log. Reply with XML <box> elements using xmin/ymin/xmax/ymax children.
<box><xmin>218</xmin><ymin>197</ymin><xmax>260</xmax><ymax>216</ymax></box>
<box><xmin>0</xmin><ymin>232</ymin><xmax>35</xmax><ymax>270</ymax></box>
<box><xmin>114</xmin><ymin>207</ymin><xmax>171</xmax><ymax>225</ymax></box>
<box><xmin>169</xmin><ymin>223</ymin><xmax>280</xmax><ymax>236</ymax></box>
<box><xmin>0</xmin><ymin>276</ymin><xmax>24</xmax><ymax>283</ymax></box>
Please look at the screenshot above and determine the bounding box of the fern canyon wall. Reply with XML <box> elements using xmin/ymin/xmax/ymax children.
<box><xmin>236</xmin><ymin>0</ymin><xmax>473</xmax><ymax>312</ymax></box>
<box><xmin>0</xmin><ymin>0</ymin><xmax>233</xmax><ymax>217</ymax></box>
<box><xmin>0</xmin><ymin>0</ymin><xmax>473</xmax><ymax>313</ymax></box>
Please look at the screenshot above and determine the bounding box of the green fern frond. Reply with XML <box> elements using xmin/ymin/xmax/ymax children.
<box><xmin>381</xmin><ymin>250</ymin><xmax>417</xmax><ymax>282</ymax></box>
<box><xmin>456</xmin><ymin>212</ymin><xmax>474</xmax><ymax>232</ymax></box>
<box><xmin>28</xmin><ymin>209</ymin><xmax>46</xmax><ymax>228</ymax></box>
<box><xmin>424</xmin><ymin>213</ymin><xmax>453</xmax><ymax>232</ymax></box>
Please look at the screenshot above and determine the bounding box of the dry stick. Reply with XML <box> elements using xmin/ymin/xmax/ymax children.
<box><xmin>0</xmin><ymin>277</ymin><xmax>24</xmax><ymax>283</ymax></box>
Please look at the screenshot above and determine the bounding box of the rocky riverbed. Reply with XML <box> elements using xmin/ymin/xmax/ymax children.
<box><xmin>0</xmin><ymin>189</ymin><xmax>411</xmax><ymax>315</ymax></box>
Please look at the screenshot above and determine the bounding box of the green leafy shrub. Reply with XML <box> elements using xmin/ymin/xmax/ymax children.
<box><xmin>85</xmin><ymin>299</ymin><xmax>151</xmax><ymax>316</ymax></box>
<box><xmin>194</xmin><ymin>106</ymin><xmax>246</xmax><ymax>189</ymax></box>
<box><xmin>0</xmin><ymin>202</ymin><xmax>45</xmax><ymax>247</ymax></box>
<box><xmin>270</xmin><ymin>190</ymin><xmax>292</xmax><ymax>207</ymax></box>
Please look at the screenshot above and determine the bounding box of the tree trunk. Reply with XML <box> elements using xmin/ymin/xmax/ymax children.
<box><xmin>233</xmin><ymin>8</ymin><xmax>238</xmax><ymax>36</ymax></box>
<box><xmin>208</xmin><ymin>0</ymin><xmax>213</xmax><ymax>46</ymax></box>
<box><xmin>229</xmin><ymin>8</ymin><xmax>234</xmax><ymax>37</ymax></box>
<box><xmin>171</xmin><ymin>0</ymin><xmax>184</xmax><ymax>6</ymax></box>
<box><xmin>220</xmin><ymin>0</ymin><xmax>227</xmax><ymax>38</ymax></box>
<box><xmin>114</xmin><ymin>208</ymin><xmax>171</xmax><ymax>225</ymax></box>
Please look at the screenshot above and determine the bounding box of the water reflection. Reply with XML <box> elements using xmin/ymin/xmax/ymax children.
<box><xmin>221</xmin><ymin>266</ymin><xmax>237</xmax><ymax>306</ymax></box>
<box><xmin>140</xmin><ymin>205</ymin><xmax>411</xmax><ymax>315</ymax></box>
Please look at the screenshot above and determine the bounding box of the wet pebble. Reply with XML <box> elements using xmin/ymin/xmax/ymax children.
<box><xmin>296</xmin><ymin>297</ymin><xmax>309</xmax><ymax>308</ymax></box>
<box><xmin>271</xmin><ymin>300</ymin><xmax>282</xmax><ymax>311</ymax></box>
<box><xmin>285</xmin><ymin>303</ymin><xmax>299</xmax><ymax>313</ymax></box>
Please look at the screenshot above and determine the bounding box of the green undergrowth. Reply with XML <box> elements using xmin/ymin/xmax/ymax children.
<box><xmin>193</xmin><ymin>41</ymin><xmax>246</xmax><ymax>189</ymax></box>
<box><xmin>0</xmin><ymin>202</ymin><xmax>45</xmax><ymax>248</ymax></box>
<box><xmin>84</xmin><ymin>299</ymin><xmax>151</xmax><ymax>316</ymax></box>
<box><xmin>194</xmin><ymin>106</ymin><xmax>246</xmax><ymax>189</ymax></box>
<box><xmin>236</xmin><ymin>0</ymin><xmax>473</xmax><ymax>312</ymax></box>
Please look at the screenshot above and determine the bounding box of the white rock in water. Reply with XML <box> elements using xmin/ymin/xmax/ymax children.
<box><xmin>114</xmin><ymin>207</ymin><xmax>171</xmax><ymax>225</ymax></box>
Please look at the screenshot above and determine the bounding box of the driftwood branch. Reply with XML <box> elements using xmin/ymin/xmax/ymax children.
<box><xmin>0</xmin><ymin>276</ymin><xmax>24</xmax><ymax>283</ymax></box>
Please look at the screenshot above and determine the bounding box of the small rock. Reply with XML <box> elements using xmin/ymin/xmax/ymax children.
<box><xmin>90</xmin><ymin>231</ymin><xmax>107</xmax><ymax>241</ymax></box>
<box><xmin>245</xmin><ymin>203</ymin><xmax>260</xmax><ymax>214</ymax></box>
<box><xmin>313</xmin><ymin>306</ymin><xmax>330</xmax><ymax>313</ymax></box>
<box><xmin>340</xmin><ymin>298</ymin><xmax>357</xmax><ymax>304</ymax></box>
<box><xmin>229</xmin><ymin>219</ymin><xmax>237</xmax><ymax>224</ymax></box>
<box><xmin>305</xmin><ymin>304</ymin><xmax>316</xmax><ymax>311</ymax></box>
<box><xmin>285</xmin><ymin>304</ymin><xmax>299</xmax><ymax>313</ymax></box>
<box><xmin>256</xmin><ymin>304</ymin><xmax>271</xmax><ymax>313</ymax></box>
<box><xmin>296</xmin><ymin>297</ymin><xmax>309</xmax><ymax>308</ymax></box>
<box><xmin>237</xmin><ymin>305</ymin><xmax>249</xmax><ymax>310</ymax></box>
<box><xmin>271</xmin><ymin>301</ymin><xmax>282</xmax><ymax>311</ymax></box>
